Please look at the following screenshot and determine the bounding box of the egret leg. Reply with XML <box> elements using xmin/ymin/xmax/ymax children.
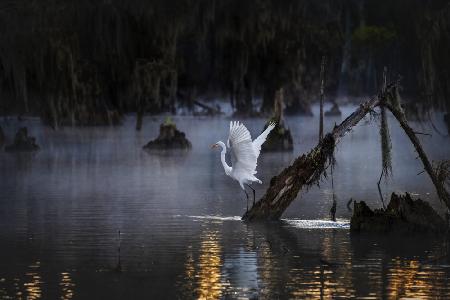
<box><xmin>243</xmin><ymin>189</ymin><xmax>249</xmax><ymax>212</ymax></box>
<box><xmin>246</xmin><ymin>184</ymin><xmax>256</xmax><ymax>206</ymax></box>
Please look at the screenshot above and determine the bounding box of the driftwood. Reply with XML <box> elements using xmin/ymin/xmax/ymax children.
<box><xmin>242</xmin><ymin>81</ymin><xmax>450</xmax><ymax>221</ymax></box>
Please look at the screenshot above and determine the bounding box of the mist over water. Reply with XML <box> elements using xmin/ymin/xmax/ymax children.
<box><xmin>1</xmin><ymin>105</ymin><xmax>450</xmax><ymax>299</ymax></box>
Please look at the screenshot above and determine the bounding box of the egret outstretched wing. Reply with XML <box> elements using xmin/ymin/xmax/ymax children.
<box><xmin>252</xmin><ymin>122</ymin><xmax>276</xmax><ymax>158</ymax></box>
<box><xmin>227</xmin><ymin>121</ymin><xmax>258</xmax><ymax>175</ymax></box>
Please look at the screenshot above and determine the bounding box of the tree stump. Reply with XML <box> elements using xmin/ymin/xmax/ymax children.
<box><xmin>325</xmin><ymin>102</ymin><xmax>342</xmax><ymax>117</ymax></box>
<box><xmin>143</xmin><ymin>120</ymin><xmax>191</xmax><ymax>150</ymax></box>
<box><xmin>5</xmin><ymin>127</ymin><xmax>39</xmax><ymax>152</ymax></box>
<box><xmin>261</xmin><ymin>88</ymin><xmax>294</xmax><ymax>152</ymax></box>
<box><xmin>351</xmin><ymin>193</ymin><xmax>447</xmax><ymax>234</ymax></box>
<box><xmin>261</xmin><ymin>122</ymin><xmax>294</xmax><ymax>152</ymax></box>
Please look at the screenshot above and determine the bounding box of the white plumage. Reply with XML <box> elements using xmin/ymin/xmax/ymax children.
<box><xmin>212</xmin><ymin>121</ymin><xmax>276</xmax><ymax>210</ymax></box>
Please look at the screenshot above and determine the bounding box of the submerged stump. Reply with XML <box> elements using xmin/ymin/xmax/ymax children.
<box><xmin>261</xmin><ymin>88</ymin><xmax>293</xmax><ymax>152</ymax></box>
<box><xmin>325</xmin><ymin>102</ymin><xmax>342</xmax><ymax>117</ymax></box>
<box><xmin>261</xmin><ymin>122</ymin><xmax>294</xmax><ymax>152</ymax></box>
<box><xmin>143</xmin><ymin>119</ymin><xmax>191</xmax><ymax>150</ymax></box>
<box><xmin>5</xmin><ymin>127</ymin><xmax>39</xmax><ymax>152</ymax></box>
<box><xmin>351</xmin><ymin>193</ymin><xmax>447</xmax><ymax>234</ymax></box>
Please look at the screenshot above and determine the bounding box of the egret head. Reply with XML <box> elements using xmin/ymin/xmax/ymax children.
<box><xmin>210</xmin><ymin>141</ymin><xmax>225</xmax><ymax>150</ymax></box>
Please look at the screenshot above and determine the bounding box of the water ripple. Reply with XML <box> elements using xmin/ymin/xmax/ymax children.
<box><xmin>282</xmin><ymin>218</ymin><xmax>350</xmax><ymax>229</ymax></box>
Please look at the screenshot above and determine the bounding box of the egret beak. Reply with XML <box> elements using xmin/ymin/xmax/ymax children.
<box><xmin>210</xmin><ymin>143</ymin><xmax>218</xmax><ymax>149</ymax></box>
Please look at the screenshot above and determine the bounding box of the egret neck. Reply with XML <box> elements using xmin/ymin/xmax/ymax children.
<box><xmin>216</xmin><ymin>141</ymin><xmax>232</xmax><ymax>176</ymax></box>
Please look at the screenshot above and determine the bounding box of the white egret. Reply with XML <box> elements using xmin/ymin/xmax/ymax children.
<box><xmin>211</xmin><ymin>121</ymin><xmax>276</xmax><ymax>211</ymax></box>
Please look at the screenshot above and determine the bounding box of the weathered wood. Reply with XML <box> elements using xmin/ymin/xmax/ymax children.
<box><xmin>242</xmin><ymin>84</ymin><xmax>397</xmax><ymax>221</ymax></box>
<box><xmin>351</xmin><ymin>193</ymin><xmax>447</xmax><ymax>234</ymax></box>
<box><xmin>243</xmin><ymin>81</ymin><xmax>450</xmax><ymax>222</ymax></box>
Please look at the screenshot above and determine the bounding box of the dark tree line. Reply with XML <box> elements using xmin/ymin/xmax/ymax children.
<box><xmin>0</xmin><ymin>0</ymin><xmax>449</xmax><ymax>127</ymax></box>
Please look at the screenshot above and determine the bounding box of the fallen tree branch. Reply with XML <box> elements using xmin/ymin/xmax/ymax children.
<box><xmin>193</xmin><ymin>100</ymin><xmax>223</xmax><ymax>115</ymax></box>
<box><xmin>242</xmin><ymin>82</ymin><xmax>399</xmax><ymax>221</ymax></box>
<box><xmin>242</xmin><ymin>81</ymin><xmax>450</xmax><ymax>222</ymax></box>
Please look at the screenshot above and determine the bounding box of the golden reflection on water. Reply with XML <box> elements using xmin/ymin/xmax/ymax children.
<box><xmin>23</xmin><ymin>261</ymin><xmax>42</xmax><ymax>300</ymax></box>
<box><xmin>180</xmin><ymin>229</ymin><xmax>225</xmax><ymax>299</ymax></box>
<box><xmin>0</xmin><ymin>263</ymin><xmax>76</xmax><ymax>299</ymax></box>
<box><xmin>386</xmin><ymin>258</ymin><xmax>436</xmax><ymax>299</ymax></box>
<box><xmin>287</xmin><ymin>232</ymin><xmax>355</xmax><ymax>299</ymax></box>
<box><xmin>256</xmin><ymin>239</ymin><xmax>278</xmax><ymax>297</ymax></box>
<box><xmin>196</xmin><ymin>230</ymin><xmax>224</xmax><ymax>300</ymax></box>
<box><xmin>60</xmin><ymin>272</ymin><xmax>75</xmax><ymax>300</ymax></box>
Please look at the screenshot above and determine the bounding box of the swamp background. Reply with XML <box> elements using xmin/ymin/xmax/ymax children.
<box><xmin>1</xmin><ymin>0</ymin><xmax>450</xmax><ymax>299</ymax></box>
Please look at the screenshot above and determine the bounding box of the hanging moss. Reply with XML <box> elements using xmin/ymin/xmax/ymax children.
<box><xmin>0</xmin><ymin>0</ymin><xmax>449</xmax><ymax>121</ymax></box>
<box><xmin>380</xmin><ymin>106</ymin><xmax>392</xmax><ymax>178</ymax></box>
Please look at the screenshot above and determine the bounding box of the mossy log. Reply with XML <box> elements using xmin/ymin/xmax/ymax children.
<box><xmin>243</xmin><ymin>86</ymin><xmax>389</xmax><ymax>221</ymax></box>
<box><xmin>243</xmin><ymin>81</ymin><xmax>450</xmax><ymax>221</ymax></box>
<box><xmin>143</xmin><ymin>122</ymin><xmax>191</xmax><ymax>150</ymax></box>
<box><xmin>243</xmin><ymin>81</ymin><xmax>450</xmax><ymax>222</ymax></box>
<box><xmin>351</xmin><ymin>193</ymin><xmax>447</xmax><ymax>234</ymax></box>
<box><xmin>5</xmin><ymin>127</ymin><xmax>39</xmax><ymax>152</ymax></box>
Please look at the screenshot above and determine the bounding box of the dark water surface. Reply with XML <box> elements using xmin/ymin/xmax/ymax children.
<box><xmin>1</xmin><ymin>106</ymin><xmax>450</xmax><ymax>299</ymax></box>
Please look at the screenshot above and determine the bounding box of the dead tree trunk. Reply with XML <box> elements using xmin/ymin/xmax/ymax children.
<box><xmin>242</xmin><ymin>81</ymin><xmax>450</xmax><ymax>221</ymax></box>
<box><xmin>384</xmin><ymin>101</ymin><xmax>450</xmax><ymax>209</ymax></box>
<box><xmin>273</xmin><ymin>88</ymin><xmax>285</xmax><ymax>125</ymax></box>
<box><xmin>319</xmin><ymin>56</ymin><xmax>326</xmax><ymax>141</ymax></box>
